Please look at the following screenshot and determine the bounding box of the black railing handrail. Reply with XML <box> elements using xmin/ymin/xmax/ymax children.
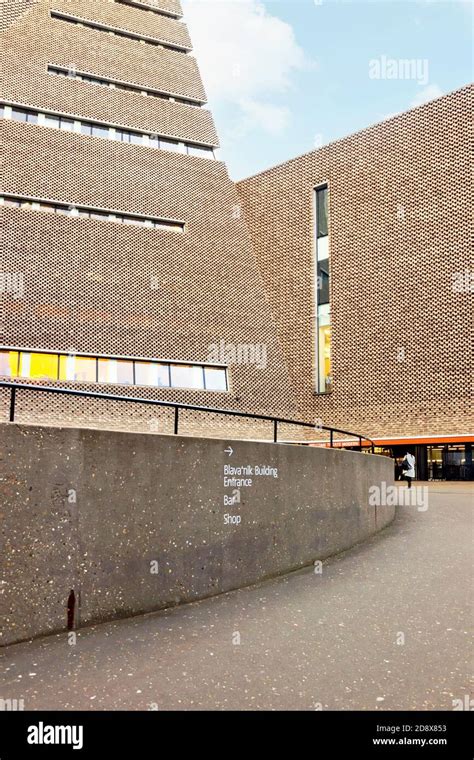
<box><xmin>0</xmin><ymin>380</ymin><xmax>375</xmax><ymax>452</ymax></box>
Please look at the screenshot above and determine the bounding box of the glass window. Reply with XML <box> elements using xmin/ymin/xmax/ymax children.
<box><xmin>77</xmin><ymin>209</ymin><xmax>90</xmax><ymax>218</ymax></box>
<box><xmin>89</xmin><ymin>211</ymin><xmax>108</xmax><ymax>221</ymax></box>
<box><xmin>98</xmin><ymin>358</ymin><xmax>133</xmax><ymax>384</ymax></box>
<box><xmin>204</xmin><ymin>367</ymin><xmax>227</xmax><ymax>391</ymax></box>
<box><xmin>316</xmin><ymin>186</ymin><xmax>328</xmax><ymax>238</ymax></box>
<box><xmin>80</xmin><ymin>123</ymin><xmax>92</xmax><ymax>136</ymax></box>
<box><xmin>317</xmin><ymin>259</ymin><xmax>330</xmax><ymax>306</ymax></box>
<box><xmin>155</xmin><ymin>221</ymin><xmax>182</xmax><ymax>232</ymax></box>
<box><xmin>160</xmin><ymin>138</ymin><xmax>183</xmax><ymax>153</ymax></box>
<box><xmin>11</xmin><ymin>109</ymin><xmax>29</xmax><ymax>122</ymax></box>
<box><xmin>156</xmin><ymin>364</ymin><xmax>171</xmax><ymax>386</ymax></box>
<box><xmin>3</xmin><ymin>198</ymin><xmax>21</xmax><ymax>208</ymax></box>
<box><xmin>59</xmin><ymin>355</ymin><xmax>96</xmax><ymax>382</ymax></box>
<box><xmin>134</xmin><ymin>362</ymin><xmax>170</xmax><ymax>387</ymax></box>
<box><xmin>116</xmin><ymin>360</ymin><xmax>134</xmax><ymax>385</ymax></box>
<box><xmin>0</xmin><ymin>350</ymin><xmax>19</xmax><ymax>377</ymax></box>
<box><xmin>98</xmin><ymin>358</ymin><xmax>117</xmax><ymax>384</ymax></box>
<box><xmin>59</xmin><ymin>355</ymin><xmax>75</xmax><ymax>380</ymax></box>
<box><xmin>39</xmin><ymin>203</ymin><xmax>56</xmax><ymax>213</ymax></box>
<box><xmin>317</xmin><ymin>306</ymin><xmax>331</xmax><ymax>393</ymax></box>
<box><xmin>60</xmin><ymin>117</ymin><xmax>74</xmax><ymax>132</ymax></box>
<box><xmin>188</xmin><ymin>144</ymin><xmax>213</xmax><ymax>158</ymax></box>
<box><xmin>20</xmin><ymin>351</ymin><xmax>58</xmax><ymax>380</ymax></box>
<box><xmin>91</xmin><ymin>124</ymin><xmax>110</xmax><ymax>139</ymax></box>
<box><xmin>149</xmin><ymin>136</ymin><xmax>160</xmax><ymax>149</ymax></box>
<box><xmin>73</xmin><ymin>356</ymin><xmax>96</xmax><ymax>382</ymax></box>
<box><xmin>134</xmin><ymin>361</ymin><xmax>155</xmax><ymax>386</ymax></box>
<box><xmin>117</xmin><ymin>130</ymin><xmax>143</xmax><ymax>144</ymax></box>
<box><xmin>44</xmin><ymin>114</ymin><xmax>60</xmax><ymax>129</ymax></box>
<box><xmin>170</xmin><ymin>364</ymin><xmax>204</xmax><ymax>389</ymax></box>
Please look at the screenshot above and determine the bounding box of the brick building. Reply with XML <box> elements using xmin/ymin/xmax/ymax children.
<box><xmin>1</xmin><ymin>2</ymin><xmax>472</xmax><ymax>477</ymax></box>
<box><xmin>237</xmin><ymin>85</ymin><xmax>474</xmax><ymax>479</ymax></box>
<box><xmin>0</xmin><ymin>0</ymin><xmax>299</xmax><ymax>439</ymax></box>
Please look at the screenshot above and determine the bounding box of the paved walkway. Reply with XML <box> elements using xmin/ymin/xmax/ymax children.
<box><xmin>1</xmin><ymin>483</ymin><xmax>472</xmax><ymax>710</ymax></box>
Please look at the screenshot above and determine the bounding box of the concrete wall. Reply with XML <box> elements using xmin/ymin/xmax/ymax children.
<box><xmin>0</xmin><ymin>424</ymin><xmax>395</xmax><ymax>645</ymax></box>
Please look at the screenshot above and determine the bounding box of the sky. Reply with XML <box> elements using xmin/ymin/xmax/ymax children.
<box><xmin>182</xmin><ymin>0</ymin><xmax>473</xmax><ymax>180</ymax></box>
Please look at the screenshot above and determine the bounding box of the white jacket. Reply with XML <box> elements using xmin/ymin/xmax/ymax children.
<box><xmin>403</xmin><ymin>453</ymin><xmax>416</xmax><ymax>478</ymax></box>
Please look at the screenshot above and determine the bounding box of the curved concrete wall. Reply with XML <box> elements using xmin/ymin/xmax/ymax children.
<box><xmin>0</xmin><ymin>424</ymin><xmax>395</xmax><ymax>645</ymax></box>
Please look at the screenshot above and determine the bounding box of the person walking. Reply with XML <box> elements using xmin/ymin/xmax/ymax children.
<box><xmin>401</xmin><ymin>451</ymin><xmax>416</xmax><ymax>488</ymax></box>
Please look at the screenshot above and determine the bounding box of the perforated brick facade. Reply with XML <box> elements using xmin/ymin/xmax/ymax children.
<box><xmin>1</xmin><ymin>0</ymin><xmax>299</xmax><ymax>432</ymax></box>
<box><xmin>2</xmin><ymin>1</ymin><xmax>472</xmax><ymax>445</ymax></box>
<box><xmin>0</xmin><ymin>0</ymin><xmax>38</xmax><ymax>31</ymax></box>
<box><xmin>237</xmin><ymin>85</ymin><xmax>474</xmax><ymax>441</ymax></box>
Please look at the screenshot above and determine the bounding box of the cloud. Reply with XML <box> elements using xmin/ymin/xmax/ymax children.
<box><xmin>182</xmin><ymin>0</ymin><xmax>312</xmax><ymax>139</ymax></box>
<box><xmin>239</xmin><ymin>99</ymin><xmax>291</xmax><ymax>135</ymax></box>
<box><xmin>410</xmin><ymin>83</ymin><xmax>444</xmax><ymax>107</ymax></box>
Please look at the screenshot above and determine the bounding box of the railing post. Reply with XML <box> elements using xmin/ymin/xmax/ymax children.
<box><xmin>359</xmin><ymin>436</ymin><xmax>362</xmax><ymax>452</ymax></box>
<box><xmin>330</xmin><ymin>430</ymin><xmax>333</xmax><ymax>448</ymax></box>
<box><xmin>9</xmin><ymin>386</ymin><xmax>16</xmax><ymax>422</ymax></box>
<box><xmin>174</xmin><ymin>406</ymin><xmax>179</xmax><ymax>435</ymax></box>
<box><xmin>371</xmin><ymin>443</ymin><xmax>375</xmax><ymax>455</ymax></box>
<box><xmin>273</xmin><ymin>419</ymin><xmax>278</xmax><ymax>443</ymax></box>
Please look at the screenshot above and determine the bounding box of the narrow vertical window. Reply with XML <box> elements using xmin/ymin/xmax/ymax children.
<box><xmin>315</xmin><ymin>185</ymin><xmax>331</xmax><ymax>393</ymax></box>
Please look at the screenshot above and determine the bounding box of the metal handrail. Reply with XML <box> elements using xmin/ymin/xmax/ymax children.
<box><xmin>0</xmin><ymin>380</ymin><xmax>375</xmax><ymax>452</ymax></box>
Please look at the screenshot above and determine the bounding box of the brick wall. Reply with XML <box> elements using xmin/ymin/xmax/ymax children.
<box><xmin>0</xmin><ymin>0</ymin><xmax>39</xmax><ymax>30</ymax></box>
<box><xmin>237</xmin><ymin>86</ymin><xmax>474</xmax><ymax>440</ymax></box>
<box><xmin>1</xmin><ymin>0</ymin><xmax>299</xmax><ymax>429</ymax></box>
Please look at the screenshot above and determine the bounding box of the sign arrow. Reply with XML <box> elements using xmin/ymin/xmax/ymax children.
<box><xmin>224</xmin><ymin>446</ymin><xmax>233</xmax><ymax>457</ymax></box>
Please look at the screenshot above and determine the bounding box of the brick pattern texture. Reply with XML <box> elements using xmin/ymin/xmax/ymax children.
<box><xmin>49</xmin><ymin>0</ymin><xmax>192</xmax><ymax>48</ymax></box>
<box><xmin>2</xmin><ymin>1</ymin><xmax>218</xmax><ymax>143</ymax></box>
<box><xmin>1</xmin><ymin>0</ymin><xmax>300</xmax><ymax>431</ymax></box>
<box><xmin>237</xmin><ymin>85</ymin><xmax>474</xmax><ymax>440</ymax></box>
<box><xmin>0</xmin><ymin>0</ymin><xmax>38</xmax><ymax>30</ymax></box>
<box><xmin>127</xmin><ymin>0</ymin><xmax>182</xmax><ymax>18</ymax></box>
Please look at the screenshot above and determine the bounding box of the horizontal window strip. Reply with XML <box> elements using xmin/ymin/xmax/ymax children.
<box><xmin>48</xmin><ymin>65</ymin><xmax>203</xmax><ymax>107</ymax></box>
<box><xmin>115</xmin><ymin>0</ymin><xmax>182</xmax><ymax>20</ymax></box>
<box><xmin>0</xmin><ymin>349</ymin><xmax>228</xmax><ymax>392</ymax></box>
<box><xmin>0</xmin><ymin>103</ymin><xmax>217</xmax><ymax>159</ymax></box>
<box><xmin>50</xmin><ymin>10</ymin><xmax>190</xmax><ymax>53</ymax></box>
<box><xmin>0</xmin><ymin>194</ymin><xmax>185</xmax><ymax>232</ymax></box>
